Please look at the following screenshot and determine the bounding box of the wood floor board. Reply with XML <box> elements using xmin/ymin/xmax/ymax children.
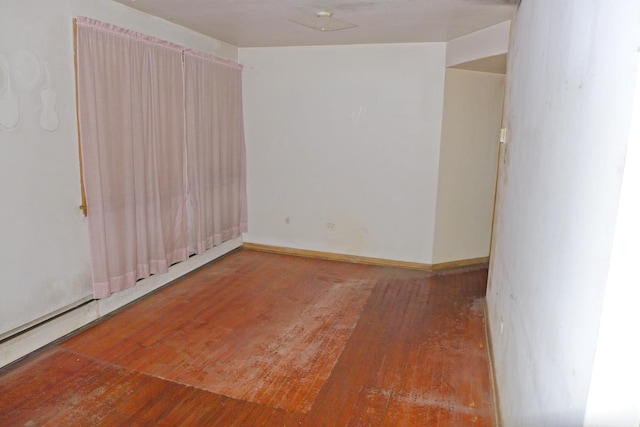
<box><xmin>0</xmin><ymin>249</ymin><xmax>495</xmax><ymax>426</ymax></box>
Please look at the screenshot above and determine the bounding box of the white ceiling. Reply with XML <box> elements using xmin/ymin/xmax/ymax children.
<box><xmin>114</xmin><ymin>0</ymin><xmax>517</xmax><ymax>48</ymax></box>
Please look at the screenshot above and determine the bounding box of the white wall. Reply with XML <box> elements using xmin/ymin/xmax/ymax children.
<box><xmin>1</xmin><ymin>0</ymin><xmax>91</xmax><ymax>338</ymax></box>
<box><xmin>487</xmin><ymin>0</ymin><xmax>640</xmax><ymax>425</ymax></box>
<box><xmin>240</xmin><ymin>43</ymin><xmax>446</xmax><ymax>264</ymax></box>
<box><xmin>0</xmin><ymin>0</ymin><xmax>238</xmax><ymax>363</ymax></box>
<box><xmin>432</xmin><ymin>68</ymin><xmax>504</xmax><ymax>264</ymax></box>
<box><xmin>584</xmin><ymin>49</ymin><xmax>640</xmax><ymax>427</ymax></box>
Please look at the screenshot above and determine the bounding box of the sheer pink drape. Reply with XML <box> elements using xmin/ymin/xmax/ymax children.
<box><xmin>76</xmin><ymin>18</ymin><xmax>189</xmax><ymax>298</ymax></box>
<box><xmin>184</xmin><ymin>51</ymin><xmax>248</xmax><ymax>254</ymax></box>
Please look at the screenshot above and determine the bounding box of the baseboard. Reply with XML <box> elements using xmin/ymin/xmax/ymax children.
<box><xmin>242</xmin><ymin>242</ymin><xmax>489</xmax><ymax>272</ymax></box>
<box><xmin>483</xmin><ymin>299</ymin><xmax>503</xmax><ymax>427</ymax></box>
<box><xmin>430</xmin><ymin>257</ymin><xmax>490</xmax><ymax>271</ymax></box>
<box><xmin>0</xmin><ymin>237</ymin><xmax>243</xmax><ymax>370</ymax></box>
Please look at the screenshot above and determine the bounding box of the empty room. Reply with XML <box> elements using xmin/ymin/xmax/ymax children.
<box><xmin>1</xmin><ymin>0</ymin><xmax>639</xmax><ymax>425</ymax></box>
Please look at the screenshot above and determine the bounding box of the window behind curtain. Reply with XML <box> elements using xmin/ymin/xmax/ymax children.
<box><xmin>76</xmin><ymin>18</ymin><xmax>247</xmax><ymax>299</ymax></box>
<box><xmin>184</xmin><ymin>50</ymin><xmax>248</xmax><ymax>255</ymax></box>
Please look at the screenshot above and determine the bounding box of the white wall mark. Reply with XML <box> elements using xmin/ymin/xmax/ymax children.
<box><xmin>0</xmin><ymin>54</ymin><xmax>20</xmax><ymax>129</ymax></box>
<box><xmin>13</xmin><ymin>49</ymin><xmax>41</xmax><ymax>89</ymax></box>
<box><xmin>39</xmin><ymin>61</ymin><xmax>59</xmax><ymax>132</ymax></box>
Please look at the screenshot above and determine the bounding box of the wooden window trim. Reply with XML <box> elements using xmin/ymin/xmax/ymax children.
<box><xmin>73</xmin><ymin>18</ymin><xmax>88</xmax><ymax>217</ymax></box>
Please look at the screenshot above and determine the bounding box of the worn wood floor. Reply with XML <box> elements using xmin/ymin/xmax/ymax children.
<box><xmin>0</xmin><ymin>249</ymin><xmax>495</xmax><ymax>426</ymax></box>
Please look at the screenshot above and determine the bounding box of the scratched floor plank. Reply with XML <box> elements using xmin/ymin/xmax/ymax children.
<box><xmin>0</xmin><ymin>347</ymin><xmax>304</xmax><ymax>427</ymax></box>
<box><xmin>61</xmin><ymin>251</ymin><xmax>376</xmax><ymax>413</ymax></box>
<box><xmin>302</xmin><ymin>268</ymin><xmax>494</xmax><ymax>426</ymax></box>
<box><xmin>0</xmin><ymin>249</ymin><xmax>495</xmax><ymax>426</ymax></box>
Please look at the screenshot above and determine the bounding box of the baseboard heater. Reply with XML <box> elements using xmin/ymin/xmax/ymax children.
<box><xmin>0</xmin><ymin>296</ymin><xmax>94</xmax><ymax>346</ymax></box>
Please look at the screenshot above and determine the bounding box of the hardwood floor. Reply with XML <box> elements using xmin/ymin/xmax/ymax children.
<box><xmin>0</xmin><ymin>249</ymin><xmax>495</xmax><ymax>426</ymax></box>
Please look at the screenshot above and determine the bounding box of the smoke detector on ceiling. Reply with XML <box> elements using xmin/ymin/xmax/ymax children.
<box><xmin>289</xmin><ymin>11</ymin><xmax>358</xmax><ymax>32</ymax></box>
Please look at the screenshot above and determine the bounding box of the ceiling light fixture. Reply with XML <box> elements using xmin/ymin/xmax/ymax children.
<box><xmin>289</xmin><ymin>11</ymin><xmax>358</xmax><ymax>32</ymax></box>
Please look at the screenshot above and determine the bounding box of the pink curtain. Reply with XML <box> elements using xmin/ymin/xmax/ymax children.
<box><xmin>184</xmin><ymin>50</ymin><xmax>248</xmax><ymax>254</ymax></box>
<box><xmin>76</xmin><ymin>18</ymin><xmax>189</xmax><ymax>298</ymax></box>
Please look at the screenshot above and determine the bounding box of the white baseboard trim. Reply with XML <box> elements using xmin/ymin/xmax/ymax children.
<box><xmin>0</xmin><ymin>237</ymin><xmax>242</xmax><ymax>370</ymax></box>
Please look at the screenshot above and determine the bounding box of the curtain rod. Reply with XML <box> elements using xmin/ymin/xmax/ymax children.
<box><xmin>74</xmin><ymin>16</ymin><xmax>242</xmax><ymax>70</ymax></box>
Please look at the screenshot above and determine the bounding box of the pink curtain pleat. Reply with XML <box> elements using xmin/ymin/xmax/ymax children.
<box><xmin>184</xmin><ymin>52</ymin><xmax>248</xmax><ymax>254</ymax></box>
<box><xmin>77</xmin><ymin>20</ymin><xmax>189</xmax><ymax>298</ymax></box>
